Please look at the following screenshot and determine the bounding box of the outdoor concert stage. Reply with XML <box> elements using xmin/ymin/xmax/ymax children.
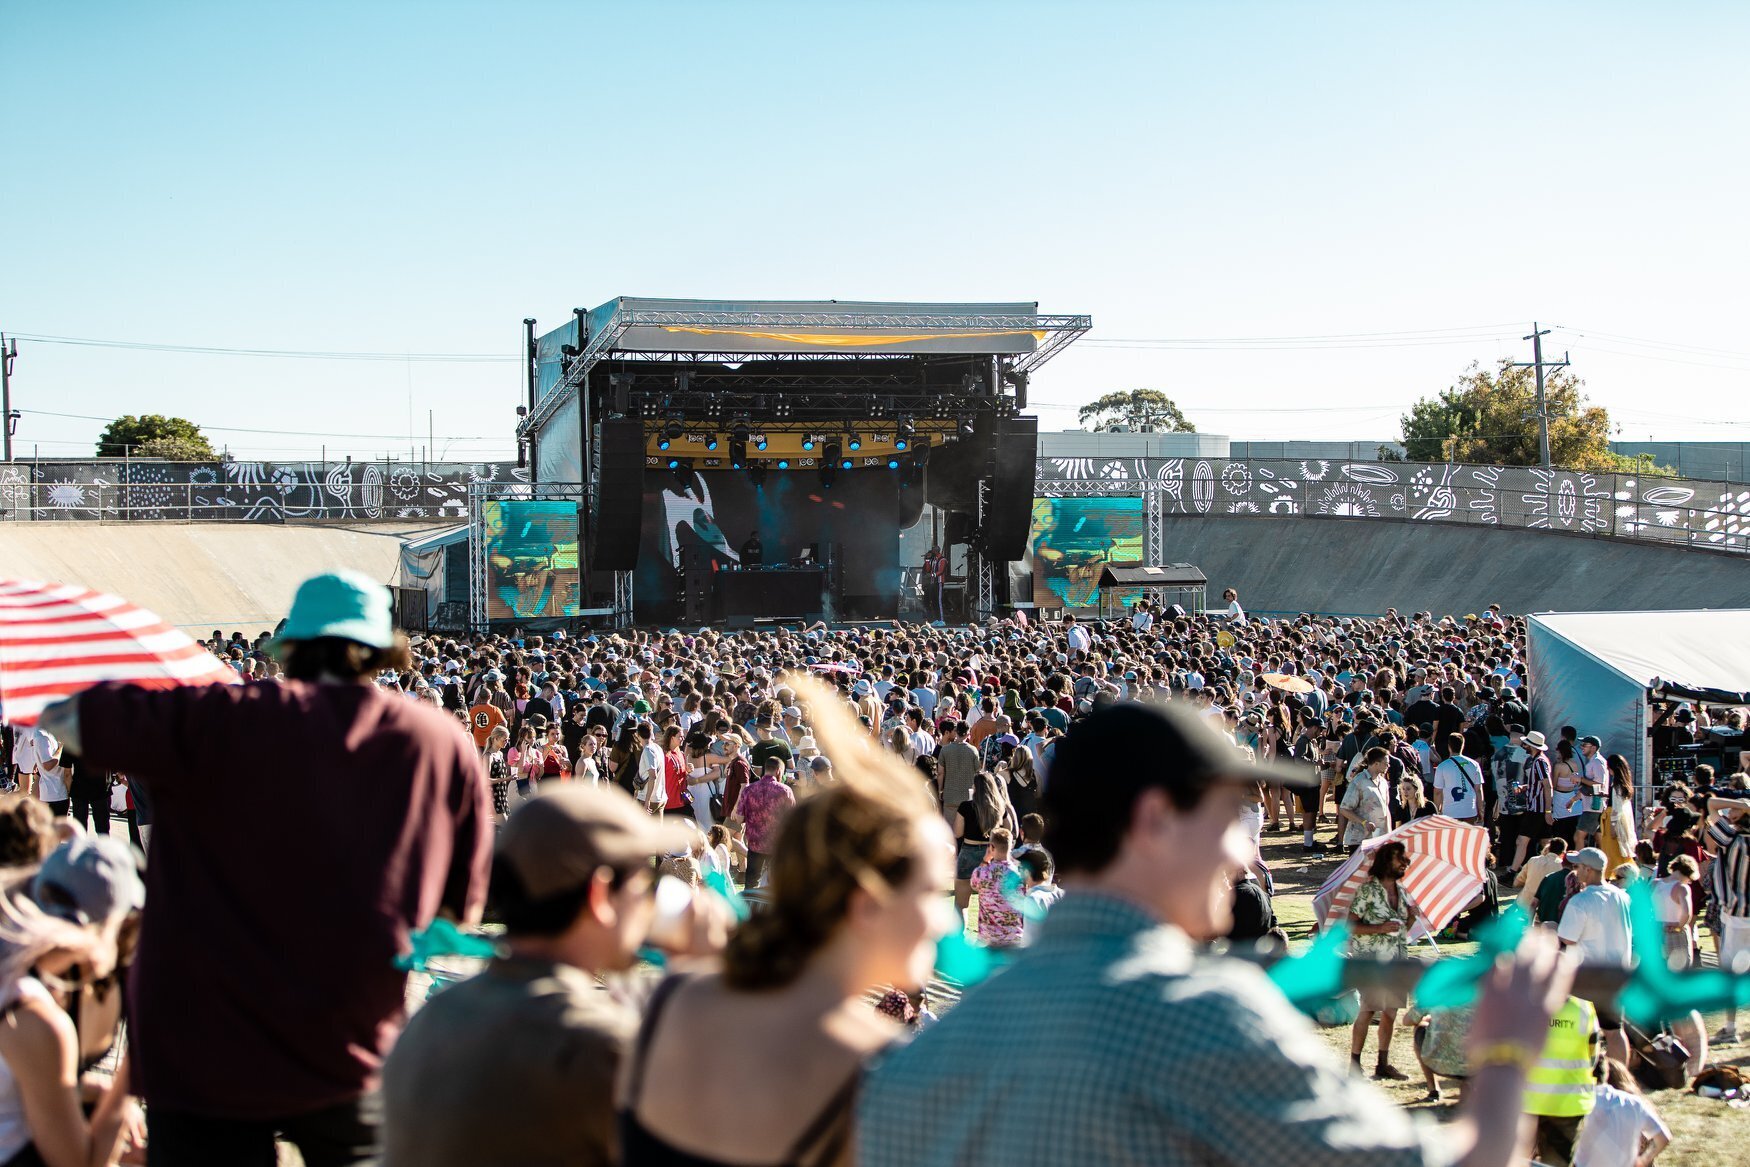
<box><xmin>477</xmin><ymin>298</ymin><xmax>1089</xmax><ymax>630</ymax></box>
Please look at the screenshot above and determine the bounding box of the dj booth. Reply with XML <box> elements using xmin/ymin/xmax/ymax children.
<box><xmin>713</xmin><ymin>566</ymin><xmax>826</xmax><ymax>621</ymax></box>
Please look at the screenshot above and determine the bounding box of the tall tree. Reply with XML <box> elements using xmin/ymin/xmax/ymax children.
<box><xmin>96</xmin><ymin>414</ymin><xmax>217</xmax><ymax>460</ymax></box>
<box><xmin>1076</xmin><ymin>389</ymin><xmax>1196</xmax><ymax>433</ymax></box>
<box><xmin>1400</xmin><ymin>360</ymin><xmax>1617</xmax><ymax>470</ymax></box>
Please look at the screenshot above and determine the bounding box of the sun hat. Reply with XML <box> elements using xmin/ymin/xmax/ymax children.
<box><xmin>274</xmin><ymin>570</ymin><xmax>395</xmax><ymax>650</ymax></box>
<box><xmin>1522</xmin><ymin>731</ymin><xmax>1548</xmax><ymax>750</ymax></box>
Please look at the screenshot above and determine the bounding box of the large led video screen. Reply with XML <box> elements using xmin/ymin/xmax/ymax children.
<box><xmin>483</xmin><ymin>500</ymin><xmax>581</xmax><ymax>620</ymax></box>
<box><xmin>1027</xmin><ymin>496</ymin><xmax>1144</xmax><ymax>610</ymax></box>
<box><xmin>637</xmin><ymin>469</ymin><xmax>902</xmax><ymax>622</ymax></box>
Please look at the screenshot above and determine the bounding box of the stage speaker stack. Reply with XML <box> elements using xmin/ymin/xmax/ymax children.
<box><xmin>680</xmin><ymin>546</ymin><xmax>710</xmax><ymax>625</ymax></box>
<box><xmin>590</xmin><ymin>419</ymin><xmax>645</xmax><ymax>572</ymax></box>
<box><xmin>979</xmin><ymin>416</ymin><xmax>1037</xmax><ymax>561</ymax></box>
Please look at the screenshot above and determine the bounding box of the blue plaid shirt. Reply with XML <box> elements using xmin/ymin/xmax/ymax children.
<box><xmin>860</xmin><ymin>893</ymin><xmax>1451</xmax><ymax>1167</ymax></box>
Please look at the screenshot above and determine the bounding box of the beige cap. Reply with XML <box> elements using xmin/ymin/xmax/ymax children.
<box><xmin>496</xmin><ymin>786</ymin><xmax>694</xmax><ymax>900</ymax></box>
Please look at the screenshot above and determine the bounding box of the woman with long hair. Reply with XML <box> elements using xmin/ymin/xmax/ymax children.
<box><xmin>952</xmin><ymin>769</ymin><xmax>1016</xmax><ymax>915</ymax></box>
<box><xmin>1597</xmin><ymin>753</ymin><xmax>1640</xmax><ymax>873</ymax></box>
<box><xmin>481</xmin><ymin>725</ymin><xmax>512</xmax><ymax>820</ymax></box>
<box><xmin>620</xmin><ymin>675</ymin><xmax>953</xmax><ymax>1167</ymax></box>
<box><xmin>887</xmin><ymin>726</ymin><xmax>916</xmax><ymax>766</ymax></box>
<box><xmin>507</xmin><ymin>724</ymin><xmax>542</xmax><ymax>800</ymax></box>
<box><xmin>608</xmin><ymin>724</ymin><xmax>641</xmax><ymax>796</ymax></box>
<box><xmin>1003</xmin><ymin>746</ymin><xmax>1039</xmax><ymax>819</ymax></box>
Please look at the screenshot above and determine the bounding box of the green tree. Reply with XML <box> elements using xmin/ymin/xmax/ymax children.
<box><xmin>96</xmin><ymin>415</ymin><xmax>217</xmax><ymax>460</ymax></box>
<box><xmin>1076</xmin><ymin>388</ymin><xmax>1196</xmax><ymax>433</ymax></box>
<box><xmin>1399</xmin><ymin>360</ymin><xmax>1618</xmax><ymax>471</ymax></box>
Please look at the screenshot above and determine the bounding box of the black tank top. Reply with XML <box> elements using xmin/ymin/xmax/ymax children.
<box><xmin>619</xmin><ymin>975</ymin><xmax>861</xmax><ymax>1167</ymax></box>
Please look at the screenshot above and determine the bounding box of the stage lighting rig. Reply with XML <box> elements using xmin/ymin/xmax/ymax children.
<box><xmin>895</xmin><ymin>418</ymin><xmax>914</xmax><ymax>451</ymax></box>
<box><xmin>847</xmin><ymin>429</ymin><xmax>862</xmax><ymax>452</ymax></box>
<box><xmin>822</xmin><ymin>439</ymin><xmax>843</xmax><ymax>469</ymax></box>
<box><xmin>729</xmin><ymin>437</ymin><xmax>748</xmax><ymax>469</ymax></box>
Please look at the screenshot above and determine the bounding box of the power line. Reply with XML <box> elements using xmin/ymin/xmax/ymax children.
<box><xmin>6</xmin><ymin>333</ymin><xmax>519</xmax><ymax>363</ymax></box>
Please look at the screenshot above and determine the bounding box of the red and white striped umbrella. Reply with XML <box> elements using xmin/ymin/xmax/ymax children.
<box><xmin>0</xmin><ymin>579</ymin><xmax>240</xmax><ymax>726</ymax></box>
<box><xmin>1313</xmin><ymin>816</ymin><xmax>1491</xmax><ymax>941</ymax></box>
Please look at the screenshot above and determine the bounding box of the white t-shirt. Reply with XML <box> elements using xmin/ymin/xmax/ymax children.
<box><xmin>1569</xmin><ymin>1084</ymin><xmax>1669</xmax><ymax>1167</ymax></box>
<box><xmin>1410</xmin><ymin>740</ymin><xmax>1434</xmax><ymax>780</ymax></box>
<box><xmin>1225</xmin><ymin>600</ymin><xmax>1247</xmax><ymax>624</ymax></box>
<box><xmin>1433</xmin><ymin>756</ymin><xmax>1481</xmax><ymax>819</ymax></box>
<box><xmin>1066</xmin><ymin>624</ymin><xmax>1092</xmax><ymax>654</ymax></box>
<box><xmin>1131</xmin><ymin>609</ymin><xmax>1153</xmax><ymax>633</ymax></box>
<box><xmin>1557</xmin><ymin>883</ymin><xmax>1633</xmax><ymax>966</ymax></box>
<box><xmin>36</xmin><ymin>759</ymin><xmax>70</xmax><ymax>803</ymax></box>
<box><xmin>639</xmin><ymin>741</ymin><xmax>667</xmax><ymax>807</ymax></box>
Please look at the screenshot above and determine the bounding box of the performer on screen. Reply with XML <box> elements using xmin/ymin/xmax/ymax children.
<box><xmin>740</xmin><ymin>529</ymin><xmax>763</xmax><ymax>567</ymax></box>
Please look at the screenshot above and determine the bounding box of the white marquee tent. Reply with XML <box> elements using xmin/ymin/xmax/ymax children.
<box><xmin>1526</xmin><ymin>610</ymin><xmax>1750</xmax><ymax>804</ymax></box>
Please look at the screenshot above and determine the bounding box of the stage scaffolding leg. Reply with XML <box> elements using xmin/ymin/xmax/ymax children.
<box><xmin>975</xmin><ymin>557</ymin><xmax>996</xmax><ymax>624</ymax></box>
<box><xmin>613</xmin><ymin>570</ymin><xmax>634</xmax><ymax>629</ymax></box>
<box><xmin>1146</xmin><ymin>482</ymin><xmax>1164</xmax><ymax>566</ymax></box>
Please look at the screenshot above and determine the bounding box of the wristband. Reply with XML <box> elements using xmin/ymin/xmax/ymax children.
<box><xmin>1471</xmin><ymin>1042</ymin><xmax>1538</xmax><ymax>1072</ymax></box>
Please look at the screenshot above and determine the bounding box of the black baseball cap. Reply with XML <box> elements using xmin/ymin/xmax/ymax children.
<box><xmin>1049</xmin><ymin>700</ymin><xmax>1317</xmax><ymax>794</ymax></box>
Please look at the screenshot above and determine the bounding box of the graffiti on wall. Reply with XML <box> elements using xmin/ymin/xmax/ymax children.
<box><xmin>11</xmin><ymin>462</ymin><xmax>528</xmax><ymax>522</ymax></box>
<box><xmin>1037</xmin><ymin>458</ymin><xmax>1750</xmax><ymax>553</ymax></box>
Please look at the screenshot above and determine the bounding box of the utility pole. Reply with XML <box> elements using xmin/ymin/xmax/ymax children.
<box><xmin>1</xmin><ymin>334</ymin><xmax>17</xmax><ymax>462</ymax></box>
<box><xmin>1507</xmin><ymin>323</ymin><xmax>1570</xmax><ymax>469</ymax></box>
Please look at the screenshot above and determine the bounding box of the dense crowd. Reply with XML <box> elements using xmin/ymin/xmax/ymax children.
<box><xmin>3</xmin><ymin>575</ymin><xmax>1748</xmax><ymax>1166</ymax></box>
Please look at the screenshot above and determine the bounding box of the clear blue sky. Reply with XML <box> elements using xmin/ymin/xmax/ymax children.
<box><xmin>5</xmin><ymin>0</ymin><xmax>1748</xmax><ymax>461</ymax></box>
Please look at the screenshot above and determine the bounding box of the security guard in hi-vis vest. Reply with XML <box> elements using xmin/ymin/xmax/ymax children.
<box><xmin>1524</xmin><ymin>995</ymin><xmax>1599</xmax><ymax>1166</ymax></box>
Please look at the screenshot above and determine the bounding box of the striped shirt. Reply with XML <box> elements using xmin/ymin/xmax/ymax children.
<box><xmin>1522</xmin><ymin>755</ymin><xmax>1553</xmax><ymax>813</ymax></box>
<box><xmin>860</xmin><ymin>893</ymin><xmax>1450</xmax><ymax>1167</ymax></box>
<box><xmin>1708</xmin><ymin>816</ymin><xmax>1750</xmax><ymax>919</ymax></box>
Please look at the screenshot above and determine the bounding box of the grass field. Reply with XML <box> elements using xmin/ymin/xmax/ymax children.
<box><xmin>1256</xmin><ymin>825</ymin><xmax>1749</xmax><ymax>1166</ymax></box>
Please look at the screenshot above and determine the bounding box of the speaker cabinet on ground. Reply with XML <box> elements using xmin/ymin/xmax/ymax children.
<box><xmin>590</xmin><ymin>420</ymin><xmax>645</xmax><ymax>571</ymax></box>
<box><xmin>980</xmin><ymin>416</ymin><xmax>1037</xmax><ymax>561</ymax></box>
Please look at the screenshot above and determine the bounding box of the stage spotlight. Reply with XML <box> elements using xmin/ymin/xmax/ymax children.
<box><xmin>887</xmin><ymin>458</ymin><xmax>900</xmax><ymax>469</ymax></box>
<box><xmin>822</xmin><ymin>439</ymin><xmax>842</xmax><ymax>470</ymax></box>
<box><xmin>731</xmin><ymin>421</ymin><xmax>751</xmax><ymax>442</ymax></box>
<box><xmin>729</xmin><ymin>438</ymin><xmax>747</xmax><ymax>469</ymax></box>
<box><xmin>818</xmin><ymin>461</ymin><xmax>837</xmax><ymax>489</ymax></box>
<box><xmin>777</xmin><ymin>459</ymin><xmax>790</xmax><ymax>470</ymax></box>
<box><xmin>847</xmin><ymin>430</ymin><xmax>862</xmax><ymax>452</ymax></box>
<box><xmin>667</xmin><ymin>457</ymin><xmax>692</xmax><ymax>473</ymax></box>
<box><xmin>841</xmin><ymin>458</ymin><xmax>854</xmax><ymax>470</ymax></box>
<box><xmin>896</xmin><ymin>418</ymin><xmax>914</xmax><ymax>451</ymax></box>
<box><xmin>958</xmin><ymin>416</ymin><xmax>976</xmax><ymax>438</ymax></box>
<box><xmin>802</xmin><ymin>435</ymin><xmax>815</xmax><ymax>451</ymax></box>
<box><xmin>705</xmin><ymin>435</ymin><xmax>719</xmax><ymax>451</ymax></box>
<box><xmin>749</xmin><ymin>463</ymin><xmax>768</xmax><ymax>488</ymax></box>
<box><xmin>754</xmin><ymin>434</ymin><xmax>768</xmax><ymax>451</ymax></box>
<box><xmin>664</xmin><ymin>419</ymin><xmax>684</xmax><ymax>441</ymax></box>
<box><xmin>914</xmin><ymin>436</ymin><xmax>933</xmax><ymax>465</ymax></box>
<box><xmin>658</xmin><ymin>436</ymin><xmax>672</xmax><ymax>451</ymax></box>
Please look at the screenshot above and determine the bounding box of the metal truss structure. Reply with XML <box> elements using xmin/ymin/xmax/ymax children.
<box><xmin>519</xmin><ymin>307</ymin><xmax>1091</xmax><ymax>439</ymax></box>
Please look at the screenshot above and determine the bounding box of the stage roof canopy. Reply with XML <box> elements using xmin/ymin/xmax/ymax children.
<box><xmin>523</xmin><ymin>296</ymin><xmax>1090</xmax><ymax>438</ymax></box>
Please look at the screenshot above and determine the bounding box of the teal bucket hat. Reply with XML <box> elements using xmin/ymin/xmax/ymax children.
<box><xmin>275</xmin><ymin>570</ymin><xmax>396</xmax><ymax>650</ymax></box>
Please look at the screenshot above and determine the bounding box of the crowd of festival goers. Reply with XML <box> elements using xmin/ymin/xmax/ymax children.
<box><xmin>1</xmin><ymin>572</ymin><xmax>1746</xmax><ymax>1165</ymax></box>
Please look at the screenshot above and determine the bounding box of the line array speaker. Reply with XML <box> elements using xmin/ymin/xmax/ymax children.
<box><xmin>590</xmin><ymin>419</ymin><xmax>644</xmax><ymax>571</ymax></box>
<box><xmin>979</xmin><ymin>416</ymin><xmax>1037</xmax><ymax>561</ymax></box>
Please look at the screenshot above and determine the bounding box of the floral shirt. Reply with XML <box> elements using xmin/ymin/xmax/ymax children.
<box><xmin>971</xmin><ymin>858</ymin><xmax>1024</xmax><ymax>948</ymax></box>
<box><xmin>1340</xmin><ymin>774</ymin><xmax>1393</xmax><ymax>847</ymax></box>
<box><xmin>1348</xmin><ymin>878</ymin><xmax>1416</xmax><ymax>959</ymax></box>
<box><xmin>732</xmin><ymin>775</ymin><xmax>794</xmax><ymax>854</ymax></box>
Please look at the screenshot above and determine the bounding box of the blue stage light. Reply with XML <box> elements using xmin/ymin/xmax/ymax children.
<box><xmin>658</xmin><ymin>437</ymin><xmax>671</xmax><ymax>451</ymax></box>
<box><xmin>777</xmin><ymin>459</ymin><xmax>790</xmax><ymax>469</ymax></box>
<box><xmin>802</xmin><ymin>437</ymin><xmax>815</xmax><ymax>451</ymax></box>
<box><xmin>887</xmin><ymin>458</ymin><xmax>900</xmax><ymax>469</ymax></box>
<box><xmin>840</xmin><ymin>459</ymin><xmax>853</xmax><ymax>470</ymax></box>
<box><xmin>755</xmin><ymin>435</ymin><xmax>768</xmax><ymax>451</ymax></box>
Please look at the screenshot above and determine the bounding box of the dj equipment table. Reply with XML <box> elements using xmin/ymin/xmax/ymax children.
<box><xmin>714</xmin><ymin>566</ymin><xmax>826</xmax><ymax>621</ymax></box>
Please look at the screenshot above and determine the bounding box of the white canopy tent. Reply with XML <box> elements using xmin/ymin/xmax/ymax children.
<box><xmin>1526</xmin><ymin>610</ymin><xmax>1750</xmax><ymax>805</ymax></box>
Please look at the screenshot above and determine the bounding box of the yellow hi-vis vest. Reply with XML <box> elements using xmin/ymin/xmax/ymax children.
<box><xmin>1523</xmin><ymin>997</ymin><xmax>1598</xmax><ymax>1118</ymax></box>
